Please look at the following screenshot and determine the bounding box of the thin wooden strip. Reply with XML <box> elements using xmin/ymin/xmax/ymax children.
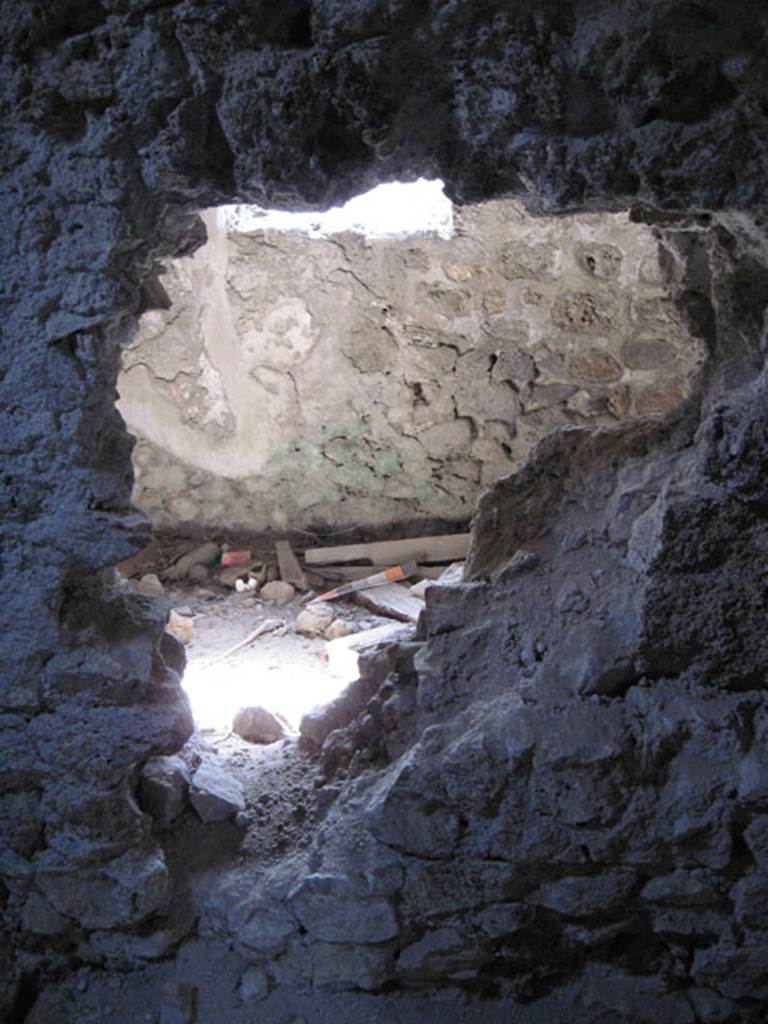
<box><xmin>319</xmin><ymin>564</ymin><xmax>445</xmax><ymax>581</ymax></box>
<box><xmin>275</xmin><ymin>539</ymin><xmax>308</xmax><ymax>590</ymax></box>
<box><xmin>304</xmin><ymin>533</ymin><xmax>470</xmax><ymax>566</ymax></box>
<box><xmin>354</xmin><ymin>583</ymin><xmax>425</xmax><ymax>623</ymax></box>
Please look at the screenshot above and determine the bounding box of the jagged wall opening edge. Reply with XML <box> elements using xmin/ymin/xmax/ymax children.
<box><xmin>2</xmin><ymin>3</ymin><xmax>768</xmax><ymax>1022</ymax></box>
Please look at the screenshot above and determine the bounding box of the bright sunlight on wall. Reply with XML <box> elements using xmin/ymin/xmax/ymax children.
<box><xmin>218</xmin><ymin>178</ymin><xmax>453</xmax><ymax>239</ymax></box>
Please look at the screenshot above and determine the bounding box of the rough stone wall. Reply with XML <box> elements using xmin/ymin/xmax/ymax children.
<box><xmin>1</xmin><ymin>1</ymin><xmax>767</xmax><ymax>1021</ymax></box>
<box><xmin>119</xmin><ymin>204</ymin><xmax>704</xmax><ymax>533</ymax></box>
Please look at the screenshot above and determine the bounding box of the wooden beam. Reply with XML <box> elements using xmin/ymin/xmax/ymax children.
<box><xmin>304</xmin><ymin>533</ymin><xmax>470</xmax><ymax>567</ymax></box>
<box><xmin>354</xmin><ymin>583</ymin><xmax>425</xmax><ymax>623</ymax></box>
<box><xmin>275</xmin><ymin>539</ymin><xmax>308</xmax><ymax>590</ymax></box>
<box><xmin>318</xmin><ymin>564</ymin><xmax>445</xmax><ymax>581</ymax></box>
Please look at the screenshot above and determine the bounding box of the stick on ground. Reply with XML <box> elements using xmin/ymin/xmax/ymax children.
<box><xmin>200</xmin><ymin>618</ymin><xmax>285</xmax><ymax>667</ymax></box>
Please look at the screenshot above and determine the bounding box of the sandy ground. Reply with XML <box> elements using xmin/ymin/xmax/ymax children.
<box><xmin>166</xmin><ymin>580</ymin><xmax>393</xmax><ymax>733</ymax></box>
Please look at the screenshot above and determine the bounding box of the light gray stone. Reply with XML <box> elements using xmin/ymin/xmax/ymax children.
<box><xmin>22</xmin><ymin>893</ymin><xmax>69</xmax><ymax>936</ymax></box>
<box><xmin>288</xmin><ymin>874</ymin><xmax>399</xmax><ymax>944</ymax></box>
<box><xmin>237</xmin><ymin>907</ymin><xmax>299</xmax><ymax>955</ymax></box>
<box><xmin>260</xmin><ymin>581</ymin><xmax>296</xmax><ymax>606</ymax></box>
<box><xmin>232</xmin><ymin>706</ymin><xmax>286</xmax><ymax>745</ymax></box>
<box><xmin>581</xmin><ymin>964</ymin><xmax>696</xmax><ymax>1023</ymax></box>
<box><xmin>36</xmin><ymin>848</ymin><xmax>170</xmax><ymax>930</ymax></box>
<box><xmin>396</xmin><ymin>927</ymin><xmax>487</xmax><ymax>981</ymax></box>
<box><xmin>295</xmin><ymin>602</ymin><xmax>335</xmax><ymax>637</ymax></box>
<box><xmin>238</xmin><ymin>965</ymin><xmax>268</xmax><ymax>1002</ymax></box>
<box><xmin>528</xmin><ymin>870</ymin><xmax>637</xmax><ymax>917</ymax></box>
<box><xmin>139</xmin><ymin>755</ymin><xmax>190</xmax><ymax>826</ymax></box>
<box><xmin>189</xmin><ymin>763</ymin><xmax>245</xmax><ymax>823</ymax></box>
<box><xmin>137</xmin><ymin>573</ymin><xmax>164</xmax><ymax>595</ymax></box>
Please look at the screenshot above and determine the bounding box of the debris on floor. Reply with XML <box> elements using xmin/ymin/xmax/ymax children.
<box><xmin>221</xmin><ymin>548</ymin><xmax>252</xmax><ymax>567</ymax></box>
<box><xmin>409</xmin><ymin>578</ymin><xmax>432</xmax><ymax>600</ymax></box>
<box><xmin>137</xmin><ymin>572</ymin><xmax>164</xmax><ymax>595</ymax></box>
<box><xmin>232</xmin><ymin>705</ymin><xmax>289</xmax><ymax>745</ymax></box>
<box><xmin>315</xmin><ymin>561</ymin><xmax>417</xmax><ymax>601</ymax></box>
<box><xmin>116</xmin><ymin>529</ymin><xmax>469</xmax><ymax>736</ymax></box>
<box><xmin>353</xmin><ymin>582</ymin><xmax>424</xmax><ymax>623</ymax></box>
<box><xmin>295</xmin><ymin>602</ymin><xmax>335</xmax><ymax>637</ymax></box>
<box><xmin>260</xmin><ymin>580</ymin><xmax>295</xmax><ymax>605</ymax></box>
<box><xmin>325</xmin><ymin>618</ymin><xmax>358</xmax><ymax>640</ymax></box>
<box><xmin>189</xmin><ymin>760</ymin><xmax>245</xmax><ymax>822</ymax></box>
<box><xmin>167</xmin><ymin>609</ymin><xmax>194</xmax><ymax>645</ymax></box>
<box><xmin>327</xmin><ymin>621</ymin><xmax>415</xmax><ymax>679</ymax></box>
<box><xmin>202</xmin><ymin>618</ymin><xmax>285</xmax><ymax>667</ymax></box>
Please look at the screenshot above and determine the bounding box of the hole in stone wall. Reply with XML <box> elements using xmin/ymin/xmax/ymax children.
<box><xmin>115</xmin><ymin>181</ymin><xmax>707</xmax><ymax>736</ymax></box>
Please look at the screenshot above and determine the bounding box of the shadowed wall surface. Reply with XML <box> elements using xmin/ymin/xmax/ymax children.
<box><xmin>1</xmin><ymin>1</ymin><xmax>767</xmax><ymax>1020</ymax></box>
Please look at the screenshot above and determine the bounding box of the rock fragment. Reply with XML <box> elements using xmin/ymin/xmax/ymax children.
<box><xmin>232</xmin><ymin>705</ymin><xmax>287</xmax><ymax>745</ymax></box>
<box><xmin>166</xmin><ymin>610</ymin><xmax>194</xmax><ymax>645</ymax></box>
<box><xmin>408</xmin><ymin>578</ymin><xmax>433</xmax><ymax>599</ymax></box>
<box><xmin>239</xmin><ymin>966</ymin><xmax>268</xmax><ymax>1002</ymax></box>
<box><xmin>295</xmin><ymin>602</ymin><xmax>334</xmax><ymax>637</ymax></box>
<box><xmin>189</xmin><ymin>763</ymin><xmax>245</xmax><ymax>822</ymax></box>
<box><xmin>324</xmin><ymin>618</ymin><xmax>357</xmax><ymax>640</ymax></box>
<box><xmin>137</xmin><ymin>572</ymin><xmax>164</xmax><ymax>595</ymax></box>
<box><xmin>260</xmin><ymin>581</ymin><xmax>295</xmax><ymax>606</ymax></box>
<box><xmin>288</xmin><ymin>873</ymin><xmax>399</xmax><ymax>943</ymax></box>
<box><xmin>138</xmin><ymin>755</ymin><xmax>189</xmax><ymax>826</ymax></box>
<box><xmin>21</xmin><ymin>893</ymin><xmax>69</xmax><ymax>936</ymax></box>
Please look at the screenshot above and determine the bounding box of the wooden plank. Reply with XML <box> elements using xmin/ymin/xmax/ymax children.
<box><xmin>318</xmin><ymin>564</ymin><xmax>444</xmax><ymax>581</ymax></box>
<box><xmin>275</xmin><ymin>540</ymin><xmax>308</xmax><ymax>590</ymax></box>
<box><xmin>354</xmin><ymin>583</ymin><xmax>425</xmax><ymax>623</ymax></box>
<box><xmin>304</xmin><ymin>533</ymin><xmax>470</xmax><ymax>567</ymax></box>
<box><xmin>327</xmin><ymin>622</ymin><xmax>416</xmax><ymax>679</ymax></box>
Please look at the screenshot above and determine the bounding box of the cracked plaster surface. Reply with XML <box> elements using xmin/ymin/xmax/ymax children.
<box><xmin>119</xmin><ymin>203</ymin><xmax>705</xmax><ymax>532</ymax></box>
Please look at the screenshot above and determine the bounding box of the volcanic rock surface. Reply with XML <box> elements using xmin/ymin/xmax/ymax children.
<box><xmin>1</xmin><ymin>1</ymin><xmax>767</xmax><ymax>1022</ymax></box>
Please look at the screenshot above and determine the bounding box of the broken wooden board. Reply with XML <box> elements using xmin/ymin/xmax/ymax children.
<box><xmin>275</xmin><ymin>539</ymin><xmax>308</xmax><ymax>590</ymax></box>
<box><xmin>327</xmin><ymin>622</ymin><xmax>416</xmax><ymax>679</ymax></box>
<box><xmin>354</xmin><ymin>583</ymin><xmax>425</xmax><ymax>623</ymax></box>
<box><xmin>318</xmin><ymin>564</ymin><xmax>444</xmax><ymax>581</ymax></box>
<box><xmin>305</xmin><ymin>533</ymin><xmax>470</xmax><ymax>567</ymax></box>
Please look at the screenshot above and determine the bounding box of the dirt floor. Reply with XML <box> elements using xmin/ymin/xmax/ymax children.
<box><xmin>170</xmin><ymin>579</ymin><xmax>394</xmax><ymax>732</ymax></box>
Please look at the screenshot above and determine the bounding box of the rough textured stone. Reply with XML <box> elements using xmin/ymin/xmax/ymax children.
<box><xmin>138</xmin><ymin>755</ymin><xmax>190</xmax><ymax>827</ymax></box>
<box><xmin>137</xmin><ymin>573</ymin><xmax>164</xmax><ymax>596</ymax></box>
<box><xmin>167</xmin><ymin>610</ymin><xmax>194</xmax><ymax>646</ymax></box>
<box><xmin>231</xmin><ymin>705</ymin><xmax>287</xmax><ymax>745</ymax></box>
<box><xmin>288</xmin><ymin>874</ymin><xmax>399</xmax><ymax>944</ymax></box>
<box><xmin>295</xmin><ymin>603</ymin><xmax>335</xmax><ymax>638</ymax></box>
<box><xmin>189</xmin><ymin>763</ymin><xmax>245</xmax><ymax>823</ymax></box>
<box><xmin>324</xmin><ymin>619</ymin><xmax>358</xmax><ymax>640</ymax></box>
<box><xmin>260</xmin><ymin>581</ymin><xmax>296</xmax><ymax>606</ymax></box>
<box><xmin>2</xmin><ymin>1</ymin><xmax>768</xmax><ymax>1020</ymax></box>
<box><xmin>238</xmin><ymin>966</ymin><xmax>268</xmax><ymax>1002</ymax></box>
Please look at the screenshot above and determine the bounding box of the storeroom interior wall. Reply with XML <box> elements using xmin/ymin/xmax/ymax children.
<box><xmin>119</xmin><ymin>202</ymin><xmax>704</xmax><ymax>533</ymax></box>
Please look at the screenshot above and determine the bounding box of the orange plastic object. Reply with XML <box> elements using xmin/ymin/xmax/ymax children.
<box><xmin>221</xmin><ymin>549</ymin><xmax>252</xmax><ymax>568</ymax></box>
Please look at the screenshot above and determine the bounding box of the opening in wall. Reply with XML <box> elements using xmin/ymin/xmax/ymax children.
<box><xmin>115</xmin><ymin>182</ymin><xmax>707</xmax><ymax>734</ymax></box>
